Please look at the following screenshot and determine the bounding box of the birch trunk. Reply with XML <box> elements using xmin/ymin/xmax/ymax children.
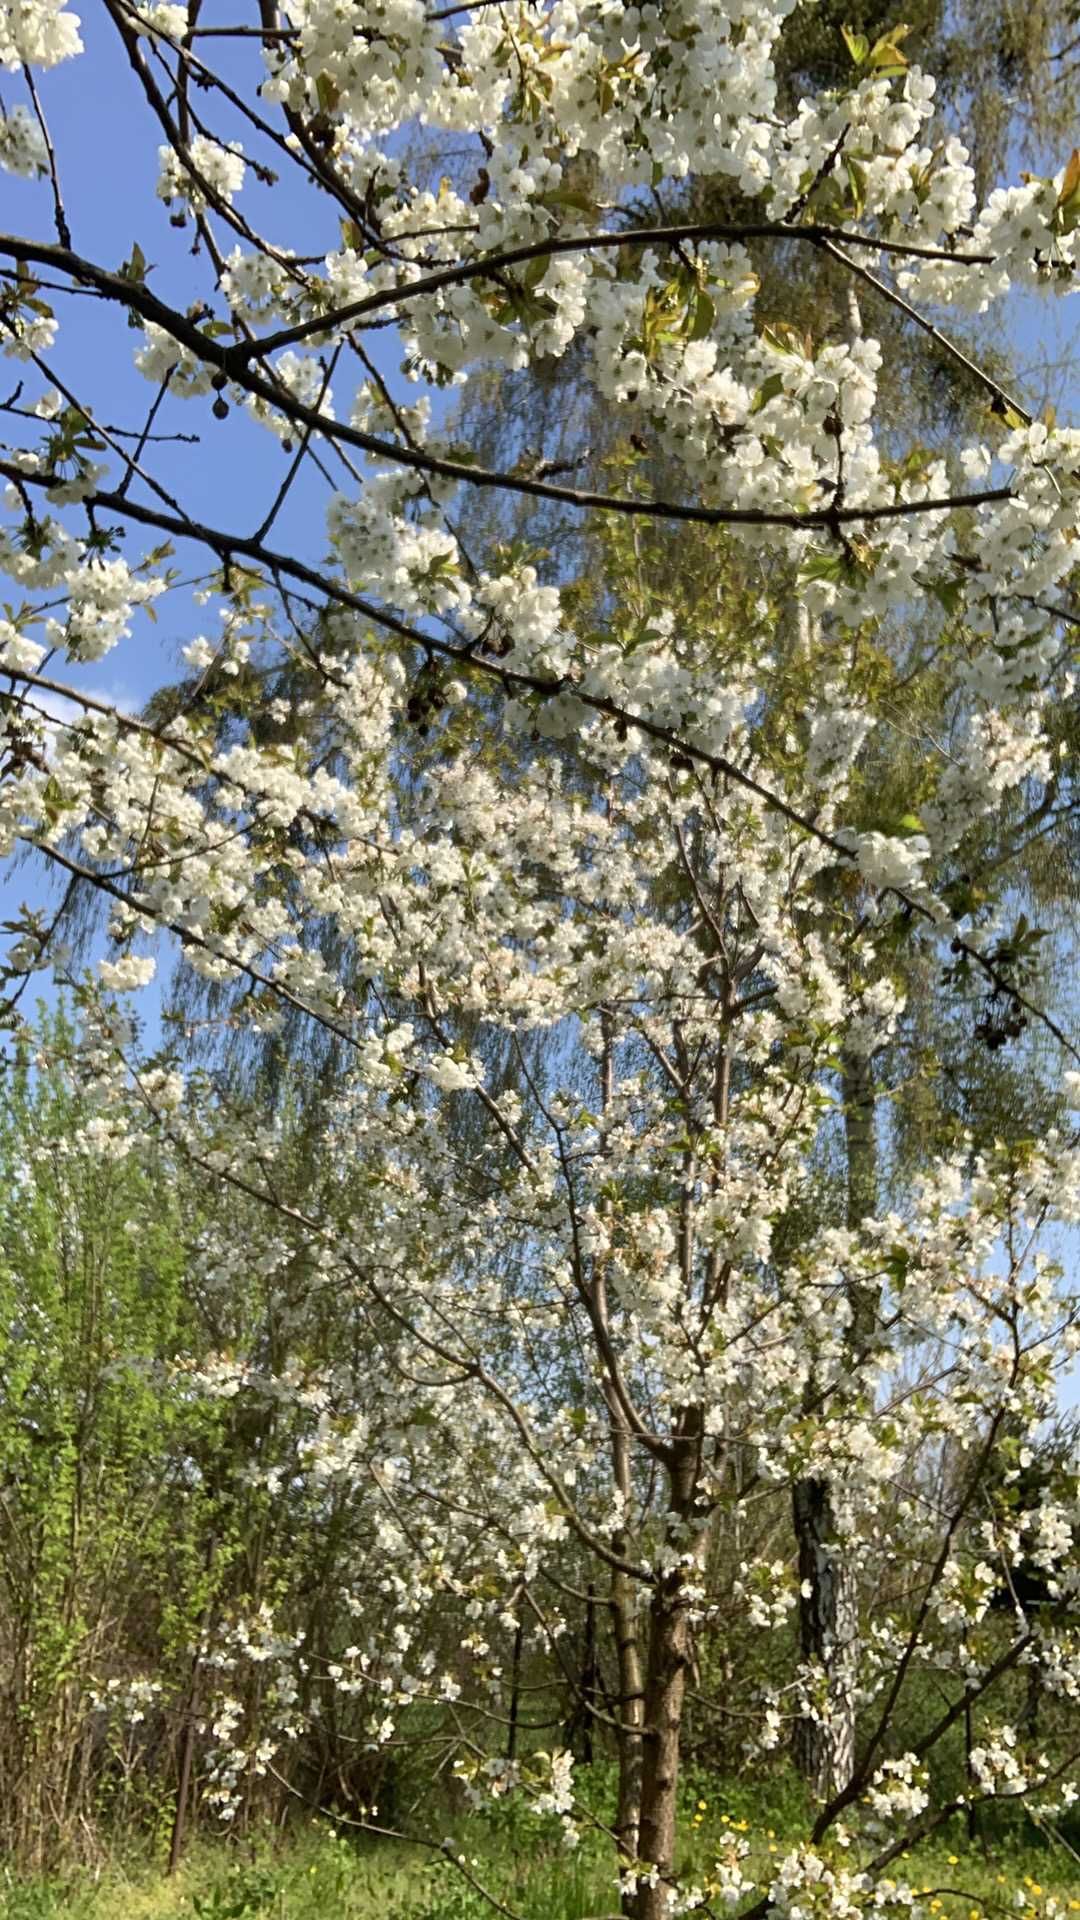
<box><xmin>791</xmin><ymin>1046</ymin><xmax>877</xmax><ymax>1800</ymax></box>
<box><xmin>598</xmin><ymin>1014</ymin><xmax>646</xmax><ymax>1875</ymax></box>
<box><xmin>791</xmin><ymin>1474</ymin><xmax>859</xmax><ymax>1800</ymax></box>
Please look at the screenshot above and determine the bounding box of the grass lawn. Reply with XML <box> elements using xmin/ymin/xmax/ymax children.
<box><xmin>1</xmin><ymin>1787</ymin><xmax>1078</xmax><ymax>1918</ymax></box>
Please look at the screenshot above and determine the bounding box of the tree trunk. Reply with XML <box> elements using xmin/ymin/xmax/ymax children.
<box><xmin>168</xmin><ymin>1647</ymin><xmax>201</xmax><ymax>1875</ymax></box>
<box><xmin>964</xmin><ymin>1692</ymin><xmax>979</xmax><ymax>1842</ymax></box>
<box><xmin>633</xmin><ymin>1566</ymin><xmax>691</xmax><ymax>1920</ymax></box>
<box><xmin>791</xmin><ymin>1474</ymin><xmax>859</xmax><ymax>1802</ymax></box>
<box><xmin>630</xmin><ymin>1440</ymin><xmax>705</xmax><ymax>1920</ymax></box>
<box><xmin>792</xmin><ymin>1046</ymin><xmax>876</xmax><ymax>1800</ymax></box>
<box><xmin>598</xmin><ymin>1013</ymin><xmax>646</xmax><ymax>1875</ymax></box>
<box><xmin>506</xmin><ymin>1613</ymin><xmax>525</xmax><ymax>1762</ymax></box>
<box><xmin>611</xmin><ymin>1490</ymin><xmax>645</xmax><ymax>1871</ymax></box>
<box><xmin>581</xmin><ymin>1585</ymin><xmax>596</xmax><ymax>1765</ymax></box>
<box><xmin>1022</xmin><ymin>1660</ymin><xmax>1042</xmax><ymax>1742</ymax></box>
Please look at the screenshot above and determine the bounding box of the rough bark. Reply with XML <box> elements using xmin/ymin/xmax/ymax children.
<box><xmin>791</xmin><ymin>1473</ymin><xmax>859</xmax><ymax>1801</ymax></box>
<box><xmin>633</xmin><ymin>1570</ymin><xmax>691</xmax><ymax>1920</ymax></box>
<box><xmin>632</xmin><ymin>1440</ymin><xmax>704</xmax><ymax>1920</ymax></box>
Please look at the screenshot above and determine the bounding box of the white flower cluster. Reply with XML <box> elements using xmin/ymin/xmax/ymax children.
<box><xmin>1</xmin><ymin>0</ymin><xmax>1080</xmax><ymax>1901</ymax></box>
<box><xmin>0</xmin><ymin>104</ymin><xmax>46</xmax><ymax>175</ymax></box>
<box><xmin>157</xmin><ymin>134</ymin><xmax>246</xmax><ymax>211</ymax></box>
<box><xmin>98</xmin><ymin>954</ymin><xmax>156</xmax><ymax>993</ymax></box>
<box><xmin>90</xmin><ymin>1674</ymin><xmax>164</xmax><ymax>1726</ymax></box>
<box><xmin>0</xmin><ymin>0</ymin><xmax>81</xmax><ymax>68</ymax></box>
<box><xmin>968</xmin><ymin>1724</ymin><xmax>1041</xmax><ymax>1798</ymax></box>
<box><xmin>865</xmin><ymin>1755</ymin><xmax>930</xmax><ymax>1823</ymax></box>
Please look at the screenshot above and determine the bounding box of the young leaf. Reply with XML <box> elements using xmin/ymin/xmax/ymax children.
<box><xmin>1057</xmin><ymin>148</ymin><xmax>1080</xmax><ymax>232</ymax></box>
<box><xmin>689</xmin><ymin>289</ymin><xmax>715</xmax><ymax>342</ymax></box>
<box><xmin>868</xmin><ymin>22</ymin><xmax>913</xmax><ymax>76</ymax></box>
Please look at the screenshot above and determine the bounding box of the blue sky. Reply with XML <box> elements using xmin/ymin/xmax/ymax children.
<box><xmin>1</xmin><ymin>0</ymin><xmax>412</xmax><ymax>716</ymax></box>
<box><xmin>0</xmin><ymin>0</ymin><xmax>401</xmax><ymax>982</ymax></box>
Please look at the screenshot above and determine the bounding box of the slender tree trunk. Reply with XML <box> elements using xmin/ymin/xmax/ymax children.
<box><xmin>597</xmin><ymin>1011</ymin><xmax>645</xmax><ymax>1874</ymax></box>
<box><xmin>506</xmin><ymin>1613</ymin><xmax>525</xmax><ymax>1762</ymax></box>
<box><xmin>631</xmin><ymin>1438</ymin><xmax>707</xmax><ymax>1920</ymax></box>
<box><xmin>610</xmin><ymin>1438</ymin><xmax>645</xmax><ymax>1873</ymax></box>
<box><xmin>791</xmin><ymin>1046</ymin><xmax>876</xmax><ymax>1800</ymax></box>
<box><xmin>964</xmin><ymin>1693</ymin><xmax>979</xmax><ymax>1843</ymax></box>
<box><xmin>169</xmin><ymin>1541</ymin><xmax>216</xmax><ymax>1874</ymax></box>
<box><xmin>1022</xmin><ymin>1660</ymin><xmax>1042</xmax><ymax>1742</ymax></box>
<box><xmin>168</xmin><ymin>1649</ymin><xmax>201</xmax><ymax>1876</ymax></box>
<box><xmin>581</xmin><ymin>1584</ymin><xmax>596</xmax><ymax>1765</ymax></box>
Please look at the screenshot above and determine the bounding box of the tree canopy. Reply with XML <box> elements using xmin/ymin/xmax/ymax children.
<box><xmin>2</xmin><ymin>4</ymin><xmax>1080</xmax><ymax>1917</ymax></box>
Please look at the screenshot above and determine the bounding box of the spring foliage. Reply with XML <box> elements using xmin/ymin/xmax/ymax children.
<box><xmin>2</xmin><ymin>2</ymin><xmax>1080</xmax><ymax>1916</ymax></box>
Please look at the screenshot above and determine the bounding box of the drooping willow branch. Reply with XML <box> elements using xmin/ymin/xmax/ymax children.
<box><xmin>2</xmin><ymin>456</ymin><xmax>1076</xmax><ymax>1069</ymax></box>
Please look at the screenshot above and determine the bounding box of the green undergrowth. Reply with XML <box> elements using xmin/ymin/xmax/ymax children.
<box><xmin>1</xmin><ymin>1788</ymin><xmax>1078</xmax><ymax>1919</ymax></box>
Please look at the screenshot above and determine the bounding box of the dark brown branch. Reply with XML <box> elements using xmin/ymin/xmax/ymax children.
<box><xmin>0</xmin><ymin>230</ymin><xmax>1013</xmax><ymax>534</ymax></box>
<box><xmin>21</xmin><ymin>64</ymin><xmax>70</xmax><ymax>250</ymax></box>
<box><xmin>817</xmin><ymin>235</ymin><xmax>1033</xmax><ymax>430</ymax></box>
<box><xmin>234</xmin><ymin>219</ymin><xmax>997</xmax><ymax>365</ymax></box>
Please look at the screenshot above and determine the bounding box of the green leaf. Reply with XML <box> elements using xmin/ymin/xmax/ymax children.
<box><xmin>750</xmin><ymin>371</ymin><xmax>785</xmax><ymax>414</ymax></box>
<box><xmin>867</xmin><ymin>22</ymin><xmax>913</xmax><ymax>75</ymax></box>
<box><xmin>1057</xmin><ymin>148</ymin><xmax>1080</xmax><ymax>233</ymax></box>
<box><xmin>688</xmin><ymin>289</ymin><xmax>715</xmax><ymax>342</ymax></box>
<box><xmin>798</xmin><ymin>547</ymin><xmax>845</xmax><ymax>585</ymax></box>
<box><xmin>538</xmin><ymin>187</ymin><xmax>598</xmax><ymax>217</ymax></box>
<box><xmin>841</xmin><ymin>24</ymin><xmax>869</xmax><ymax>64</ymax></box>
<box><xmin>925</xmin><ymin>574</ymin><xmax>963</xmax><ymax>617</ymax></box>
<box><xmin>315</xmin><ymin>71</ymin><xmax>340</xmax><ymax>115</ymax></box>
<box><xmin>844</xmin><ymin>156</ymin><xmax>867</xmax><ymax>217</ymax></box>
<box><xmin>120</xmin><ymin>240</ymin><xmax>148</xmax><ymax>284</ymax></box>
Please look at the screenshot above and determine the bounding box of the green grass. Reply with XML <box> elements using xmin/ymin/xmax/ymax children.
<box><xmin>1</xmin><ymin>1798</ymin><xmax>1078</xmax><ymax>1919</ymax></box>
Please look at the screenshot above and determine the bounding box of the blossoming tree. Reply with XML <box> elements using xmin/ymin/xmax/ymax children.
<box><xmin>2</xmin><ymin>1</ymin><xmax>1080</xmax><ymax>1914</ymax></box>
